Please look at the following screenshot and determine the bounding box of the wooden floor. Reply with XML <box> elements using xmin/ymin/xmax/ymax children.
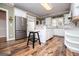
<box><xmin>0</xmin><ymin>36</ymin><xmax>79</xmax><ymax>56</ymax></box>
<box><xmin>0</xmin><ymin>37</ymin><xmax>6</xmax><ymax>43</ymax></box>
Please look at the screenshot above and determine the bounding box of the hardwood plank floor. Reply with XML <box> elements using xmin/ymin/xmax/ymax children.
<box><xmin>0</xmin><ymin>37</ymin><xmax>79</xmax><ymax>56</ymax></box>
<box><xmin>0</xmin><ymin>37</ymin><xmax>6</xmax><ymax>43</ymax></box>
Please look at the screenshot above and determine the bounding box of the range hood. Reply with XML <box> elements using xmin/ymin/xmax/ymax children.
<box><xmin>72</xmin><ymin>16</ymin><xmax>79</xmax><ymax>22</ymax></box>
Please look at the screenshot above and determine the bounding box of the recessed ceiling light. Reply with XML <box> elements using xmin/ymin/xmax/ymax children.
<box><xmin>41</xmin><ymin>3</ymin><xmax>52</xmax><ymax>10</ymax></box>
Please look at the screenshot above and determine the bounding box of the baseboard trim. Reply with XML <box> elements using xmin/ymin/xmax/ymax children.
<box><xmin>46</xmin><ymin>35</ymin><xmax>64</xmax><ymax>42</ymax></box>
<box><xmin>53</xmin><ymin>35</ymin><xmax>64</xmax><ymax>38</ymax></box>
<box><xmin>7</xmin><ymin>38</ymin><xmax>15</xmax><ymax>41</ymax></box>
<box><xmin>46</xmin><ymin>36</ymin><xmax>54</xmax><ymax>42</ymax></box>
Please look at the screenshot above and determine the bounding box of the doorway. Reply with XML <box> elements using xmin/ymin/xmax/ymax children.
<box><xmin>0</xmin><ymin>8</ymin><xmax>8</xmax><ymax>43</ymax></box>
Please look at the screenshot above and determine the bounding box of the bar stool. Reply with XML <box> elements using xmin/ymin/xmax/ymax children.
<box><xmin>27</xmin><ymin>31</ymin><xmax>41</xmax><ymax>48</ymax></box>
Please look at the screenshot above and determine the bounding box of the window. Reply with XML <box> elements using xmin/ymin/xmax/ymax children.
<box><xmin>52</xmin><ymin>17</ymin><xmax>64</xmax><ymax>28</ymax></box>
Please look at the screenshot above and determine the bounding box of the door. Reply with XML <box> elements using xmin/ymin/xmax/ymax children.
<box><xmin>0</xmin><ymin>10</ymin><xmax>6</xmax><ymax>42</ymax></box>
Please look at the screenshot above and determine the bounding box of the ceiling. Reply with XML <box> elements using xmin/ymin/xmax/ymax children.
<box><xmin>14</xmin><ymin>3</ymin><xmax>71</xmax><ymax>17</ymax></box>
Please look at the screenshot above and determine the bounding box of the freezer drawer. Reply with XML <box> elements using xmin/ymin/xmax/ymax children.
<box><xmin>15</xmin><ymin>30</ymin><xmax>27</xmax><ymax>39</ymax></box>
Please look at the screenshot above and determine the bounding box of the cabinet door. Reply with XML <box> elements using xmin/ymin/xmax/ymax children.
<box><xmin>27</xmin><ymin>21</ymin><xmax>35</xmax><ymax>31</ymax></box>
<box><xmin>45</xmin><ymin>17</ymin><xmax>52</xmax><ymax>26</ymax></box>
<box><xmin>27</xmin><ymin>21</ymin><xmax>35</xmax><ymax>36</ymax></box>
<box><xmin>64</xmin><ymin>14</ymin><xmax>70</xmax><ymax>25</ymax></box>
<box><xmin>27</xmin><ymin>15</ymin><xmax>35</xmax><ymax>22</ymax></box>
<box><xmin>53</xmin><ymin>29</ymin><xmax>64</xmax><ymax>36</ymax></box>
<box><xmin>46</xmin><ymin>29</ymin><xmax>53</xmax><ymax>40</ymax></box>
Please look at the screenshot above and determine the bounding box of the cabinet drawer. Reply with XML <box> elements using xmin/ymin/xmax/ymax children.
<box><xmin>15</xmin><ymin>31</ymin><xmax>27</xmax><ymax>39</ymax></box>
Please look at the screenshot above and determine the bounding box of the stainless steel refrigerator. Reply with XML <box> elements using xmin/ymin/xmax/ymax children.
<box><xmin>15</xmin><ymin>16</ymin><xmax>27</xmax><ymax>40</ymax></box>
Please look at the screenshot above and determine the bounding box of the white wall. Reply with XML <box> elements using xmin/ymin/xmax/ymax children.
<box><xmin>14</xmin><ymin>7</ymin><xmax>27</xmax><ymax>18</ymax></box>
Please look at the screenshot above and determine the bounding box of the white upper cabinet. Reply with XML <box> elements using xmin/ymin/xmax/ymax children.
<box><xmin>52</xmin><ymin>18</ymin><xmax>57</xmax><ymax>27</ymax></box>
<box><xmin>45</xmin><ymin>17</ymin><xmax>52</xmax><ymax>27</ymax></box>
<box><xmin>27</xmin><ymin>15</ymin><xmax>36</xmax><ymax>22</ymax></box>
<box><xmin>64</xmin><ymin>14</ymin><xmax>70</xmax><ymax>25</ymax></box>
<box><xmin>52</xmin><ymin>17</ymin><xmax>64</xmax><ymax>28</ymax></box>
<box><xmin>45</xmin><ymin>17</ymin><xmax>52</xmax><ymax>28</ymax></box>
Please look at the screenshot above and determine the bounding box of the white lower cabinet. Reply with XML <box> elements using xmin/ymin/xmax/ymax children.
<box><xmin>39</xmin><ymin>28</ymin><xmax>65</xmax><ymax>43</ymax></box>
<box><xmin>46</xmin><ymin>29</ymin><xmax>53</xmax><ymax>40</ymax></box>
<box><xmin>53</xmin><ymin>29</ymin><xmax>64</xmax><ymax>36</ymax></box>
<box><xmin>39</xmin><ymin>28</ymin><xmax>53</xmax><ymax>43</ymax></box>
